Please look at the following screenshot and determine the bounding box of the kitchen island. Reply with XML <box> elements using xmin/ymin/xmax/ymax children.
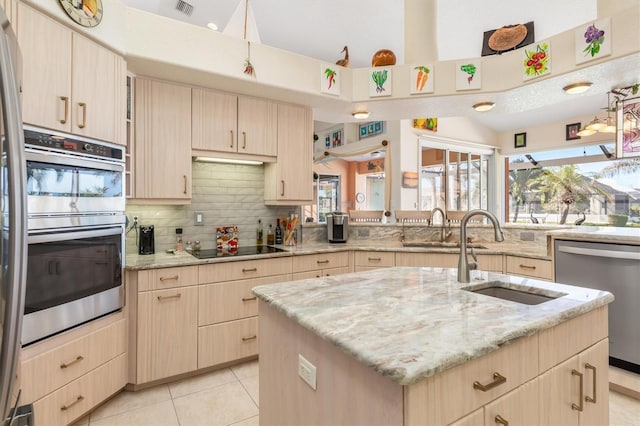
<box><xmin>253</xmin><ymin>266</ymin><xmax>614</xmax><ymax>425</ymax></box>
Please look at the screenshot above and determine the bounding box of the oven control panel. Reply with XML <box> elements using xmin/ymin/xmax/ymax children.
<box><xmin>24</xmin><ymin>128</ymin><xmax>123</xmax><ymax>161</ymax></box>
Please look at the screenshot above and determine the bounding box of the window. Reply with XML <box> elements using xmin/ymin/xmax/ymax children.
<box><xmin>418</xmin><ymin>141</ymin><xmax>493</xmax><ymax>214</ymax></box>
<box><xmin>507</xmin><ymin>143</ymin><xmax>640</xmax><ymax>225</ymax></box>
<box><xmin>317</xmin><ymin>174</ymin><xmax>340</xmax><ymax>223</ymax></box>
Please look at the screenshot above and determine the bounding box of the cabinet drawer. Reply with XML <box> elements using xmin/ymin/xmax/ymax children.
<box><xmin>32</xmin><ymin>353</ymin><xmax>126</xmax><ymax>426</ymax></box>
<box><xmin>199</xmin><ymin>274</ymin><xmax>290</xmax><ymax>326</ymax></box>
<box><xmin>405</xmin><ymin>335</ymin><xmax>538</xmax><ymax>425</ymax></box>
<box><xmin>292</xmin><ymin>252</ymin><xmax>349</xmax><ymax>273</ymax></box>
<box><xmin>21</xmin><ymin>318</ymin><xmax>126</xmax><ymax>403</ymax></box>
<box><xmin>291</xmin><ymin>266</ymin><xmax>350</xmax><ymax>281</ymax></box>
<box><xmin>137</xmin><ymin>265</ymin><xmax>198</xmax><ymax>291</ymax></box>
<box><xmin>354</xmin><ymin>251</ymin><xmax>395</xmax><ymax>268</ymax></box>
<box><xmin>483</xmin><ymin>378</ymin><xmax>540</xmax><ymax>426</ymax></box>
<box><xmin>505</xmin><ymin>256</ymin><xmax>552</xmax><ymax>280</ymax></box>
<box><xmin>198</xmin><ymin>317</ymin><xmax>258</xmax><ymax>369</ymax></box>
<box><xmin>198</xmin><ymin>257</ymin><xmax>291</xmax><ymax>284</ymax></box>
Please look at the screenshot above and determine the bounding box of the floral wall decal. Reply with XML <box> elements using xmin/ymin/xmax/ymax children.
<box><xmin>523</xmin><ymin>41</ymin><xmax>551</xmax><ymax>80</ymax></box>
<box><xmin>369</xmin><ymin>67</ymin><xmax>392</xmax><ymax>97</ymax></box>
<box><xmin>320</xmin><ymin>64</ymin><xmax>340</xmax><ymax>95</ymax></box>
<box><xmin>575</xmin><ymin>18</ymin><xmax>611</xmax><ymax>65</ymax></box>
<box><xmin>410</xmin><ymin>64</ymin><xmax>434</xmax><ymax>94</ymax></box>
<box><xmin>455</xmin><ymin>60</ymin><xmax>481</xmax><ymax>90</ymax></box>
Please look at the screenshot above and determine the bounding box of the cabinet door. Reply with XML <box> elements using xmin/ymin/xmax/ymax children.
<box><xmin>71</xmin><ymin>34</ymin><xmax>119</xmax><ymax>142</ymax></box>
<box><xmin>539</xmin><ymin>355</ymin><xmax>580</xmax><ymax>426</ymax></box>
<box><xmin>484</xmin><ymin>379</ymin><xmax>540</xmax><ymax>426</ymax></box>
<box><xmin>395</xmin><ymin>252</ymin><xmax>458</xmax><ymax>267</ymax></box>
<box><xmin>137</xmin><ymin>286</ymin><xmax>198</xmax><ymax>383</ymax></box>
<box><xmin>579</xmin><ymin>339</ymin><xmax>609</xmax><ymax>426</ymax></box>
<box><xmin>237</xmin><ymin>96</ymin><xmax>277</xmax><ymax>156</ymax></box>
<box><xmin>264</xmin><ymin>103</ymin><xmax>313</xmax><ymax>204</ymax></box>
<box><xmin>134</xmin><ymin>78</ymin><xmax>192</xmax><ymax>201</ymax></box>
<box><xmin>18</xmin><ymin>4</ymin><xmax>72</xmax><ymax>132</ymax></box>
<box><xmin>192</xmin><ymin>88</ymin><xmax>237</xmax><ymax>152</ymax></box>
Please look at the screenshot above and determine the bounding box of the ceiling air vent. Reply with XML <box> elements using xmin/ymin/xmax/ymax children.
<box><xmin>175</xmin><ymin>0</ymin><xmax>194</xmax><ymax>16</ymax></box>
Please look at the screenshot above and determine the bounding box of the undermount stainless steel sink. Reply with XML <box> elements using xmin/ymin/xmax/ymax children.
<box><xmin>402</xmin><ymin>241</ymin><xmax>488</xmax><ymax>249</ymax></box>
<box><xmin>462</xmin><ymin>281</ymin><xmax>567</xmax><ymax>305</ymax></box>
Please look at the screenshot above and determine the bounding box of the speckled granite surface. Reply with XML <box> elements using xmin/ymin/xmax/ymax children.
<box><xmin>252</xmin><ymin>266</ymin><xmax>613</xmax><ymax>386</ymax></box>
<box><xmin>547</xmin><ymin>226</ymin><xmax>640</xmax><ymax>243</ymax></box>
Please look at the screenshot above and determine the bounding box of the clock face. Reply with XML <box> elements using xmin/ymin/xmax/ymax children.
<box><xmin>59</xmin><ymin>0</ymin><xmax>103</xmax><ymax>28</ymax></box>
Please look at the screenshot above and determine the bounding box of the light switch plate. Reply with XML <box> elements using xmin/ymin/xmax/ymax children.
<box><xmin>298</xmin><ymin>354</ymin><xmax>317</xmax><ymax>390</ymax></box>
<box><xmin>195</xmin><ymin>212</ymin><xmax>204</xmax><ymax>225</ymax></box>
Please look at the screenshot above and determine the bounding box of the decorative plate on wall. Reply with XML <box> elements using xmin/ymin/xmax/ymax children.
<box><xmin>59</xmin><ymin>0</ymin><xmax>103</xmax><ymax>27</ymax></box>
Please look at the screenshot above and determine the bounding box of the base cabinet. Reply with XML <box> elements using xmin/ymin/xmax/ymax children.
<box><xmin>136</xmin><ymin>286</ymin><xmax>198</xmax><ymax>383</ymax></box>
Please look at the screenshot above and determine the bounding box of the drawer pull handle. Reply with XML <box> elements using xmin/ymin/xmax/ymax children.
<box><xmin>585</xmin><ymin>363</ymin><xmax>597</xmax><ymax>404</ymax></box>
<box><xmin>60</xmin><ymin>395</ymin><xmax>84</xmax><ymax>411</ymax></box>
<box><xmin>571</xmin><ymin>369</ymin><xmax>584</xmax><ymax>411</ymax></box>
<box><xmin>60</xmin><ymin>355</ymin><xmax>84</xmax><ymax>369</ymax></box>
<box><xmin>78</xmin><ymin>102</ymin><xmax>87</xmax><ymax>128</ymax></box>
<box><xmin>159</xmin><ymin>275</ymin><xmax>179</xmax><ymax>282</ymax></box>
<box><xmin>519</xmin><ymin>264</ymin><xmax>536</xmax><ymax>269</ymax></box>
<box><xmin>242</xmin><ymin>335</ymin><xmax>257</xmax><ymax>342</ymax></box>
<box><xmin>242</xmin><ymin>296</ymin><xmax>257</xmax><ymax>302</ymax></box>
<box><xmin>157</xmin><ymin>293</ymin><xmax>181</xmax><ymax>301</ymax></box>
<box><xmin>368</xmin><ymin>257</ymin><xmax>382</xmax><ymax>261</ymax></box>
<box><xmin>316</xmin><ymin>260</ymin><xmax>330</xmax><ymax>264</ymax></box>
<box><xmin>494</xmin><ymin>415</ymin><xmax>509</xmax><ymax>425</ymax></box>
<box><xmin>242</xmin><ymin>267</ymin><xmax>258</xmax><ymax>272</ymax></box>
<box><xmin>60</xmin><ymin>96</ymin><xmax>69</xmax><ymax>124</ymax></box>
<box><xmin>473</xmin><ymin>372</ymin><xmax>506</xmax><ymax>392</ymax></box>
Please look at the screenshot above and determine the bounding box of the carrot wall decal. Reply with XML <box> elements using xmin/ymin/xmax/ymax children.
<box><xmin>414</xmin><ymin>66</ymin><xmax>430</xmax><ymax>91</ymax></box>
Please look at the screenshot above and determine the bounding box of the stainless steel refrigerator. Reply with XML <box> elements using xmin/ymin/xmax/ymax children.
<box><xmin>0</xmin><ymin>6</ymin><xmax>30</xmax><ymax>426</ymax></box>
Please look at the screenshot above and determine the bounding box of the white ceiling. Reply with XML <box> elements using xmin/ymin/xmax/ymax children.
<box><xmin>120</xmin><ymin>0</ymin><xmax>639</xmax><ymax>133</ymax></box>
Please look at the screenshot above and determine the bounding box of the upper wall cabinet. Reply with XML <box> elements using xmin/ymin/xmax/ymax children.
<box><xmin>192</xmin><ymin>88</ymin><xmax>277</xmax><ymax>158</ymax></box>
<box><xmin>17</xmin><ymin>4</ymin><xmax>125</xmax><ymax>144</ymax></box>
<box><xmin>133</xmin><ymin>77</ymin><xmax>192</xmax><ymax>203</ymax></box>
<box><xmin>264</xmin><ymin>103</ymin><xmax>313</xmax><ymax>205</ymax></box>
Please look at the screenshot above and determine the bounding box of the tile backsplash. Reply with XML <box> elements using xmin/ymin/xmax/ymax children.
<box><xmin>126</xmin><ymin>161</ymin><xmax>296</xmax><ymax>254</ymax></box>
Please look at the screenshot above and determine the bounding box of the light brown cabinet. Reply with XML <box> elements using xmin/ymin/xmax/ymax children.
<box><xmin>396</xmin><ymin>252</ymin><xmax>503</xmax><ymax>272</ymax></box>
<box><xmin>354</xmin><ymin>251</ymin><xmax>395</xmax><ymax>271</ymax></box>
<box><xmin>264</xmin><ymin>103</ymin><xmax>313</xmax><ymax>204</ymax></box>
<box><xmin>20</xmin><ymin>316</ymin><xmax>126</xmax><ymax>425</ymax></box>
<box><xmin>192</xmin><ymin>88</ymin><xmax>277</xmax><ymax>157</ymax></box>
<box><xmin>291</xmin><ymin>252</ymin><xmax>350</xmax><ymax>280</ymax></box>
<box><xmin>133</xmin><ymin>77</ymin><xmax>192</xmax><ymax>202</ymax></box>
<box><xmin>18</xmin><ymin>4</ymin><xmax>124</xmax><ymax>144</ymax></box>
<box><xmin>136</xmin><ymin>285</ymin><xmax>198</xmax><ymax>383</ymax></box>
<box><xmin>505</xmin><ymin>255</ymin><xmax>553</xmax><ymax>281</ymax></box>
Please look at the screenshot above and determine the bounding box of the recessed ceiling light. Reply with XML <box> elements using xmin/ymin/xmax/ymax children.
<box><xmin>472</xmin><ymin>102</ymin><xmax>495</xmax><ymax>112</ymax></box>
<box><xmin>562</xmin><ymin>82</ymin><xmax>592</xmax><ymax>94</ymax></box>
<box><xmin>207</xmin><ymin>22</ymin><xmax>218</xmax><ymax>31</ymax></box>
<box><xmin>352</xmin><ymin>111</ymin><xmax>370</xmax><ymax>119</ymax></box>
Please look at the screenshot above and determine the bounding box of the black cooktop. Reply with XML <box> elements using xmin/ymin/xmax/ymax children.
<box><xmin>189</xmin><ymin>246</ymin><xmax>287</xmax><ymax>259</ymax></box>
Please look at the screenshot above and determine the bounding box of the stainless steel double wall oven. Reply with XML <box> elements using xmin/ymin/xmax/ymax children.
<box><xmin>22</xmin><ymin>126</ymin><xmax>126</xmax><ymax>345</ymax></box>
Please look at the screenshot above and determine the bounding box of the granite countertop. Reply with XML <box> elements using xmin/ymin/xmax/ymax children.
<box><xmin>252</xmin><ymin>267</ymin><xmax>613</xmax><ymax>386</ymax></box>
<box><xmin>125</xmin><ymin>240</ymin><xmax>550</xmax><ymax>270</ymax></box>
<box><xmin>546</xmin><ymin>226</ymin><xmax>640</xmax><ymax>244</ymax></box>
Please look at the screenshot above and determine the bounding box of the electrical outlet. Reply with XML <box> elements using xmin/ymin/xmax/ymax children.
<box><xmin>195</xmin><ymin>212</ymin><xmax>204</xmax><ymax>225</ymax></box>
<box><xmin>298</xmin><ymin>354</ymin><xmax>317</xmax><ymax>390</ymax></box>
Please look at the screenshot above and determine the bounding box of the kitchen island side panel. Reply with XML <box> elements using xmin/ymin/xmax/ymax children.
<box><xmin>258</xmin><ymin>300</ymin><xmax>403</xmax><ymax>426</ymax></box>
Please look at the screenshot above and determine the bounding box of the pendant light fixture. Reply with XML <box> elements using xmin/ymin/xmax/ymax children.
<box><xmin>576</xmin><ymin>91</ymin><xmax>616</xmax><ymax>136</ymax></box>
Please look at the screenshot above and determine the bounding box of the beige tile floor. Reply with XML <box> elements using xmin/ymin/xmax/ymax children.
<box><xmin>74</xmin><ymin>359</ymin><xmax>639</xmax><ymax>426</ymax></box>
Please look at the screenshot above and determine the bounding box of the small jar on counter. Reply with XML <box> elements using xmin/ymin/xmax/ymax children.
<box><xmin>184</xmin><ymin>241</ymin><xmax>193</xmax><ymax>252</ymax></box>
<box><xmin>193</xmin><ymin>240</ymin><xmax>201</xmax><ymax>252</ymax></box>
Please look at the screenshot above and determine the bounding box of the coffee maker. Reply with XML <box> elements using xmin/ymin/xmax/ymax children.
<box><xmin>139</xmin><ymin>225</ymin><xmax>155</xmax><ymax>255</ymax></box>
<box><xmin>327</xmin><ymin>212</ymin><xmax>348</xmax><ymax>243</ymax></box>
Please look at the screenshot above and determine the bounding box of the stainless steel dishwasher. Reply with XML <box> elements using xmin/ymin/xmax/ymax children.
<box><xmin>554</xmin><ymin>239</ymin><xmax>640</xmax><ymax>374</ymax></box>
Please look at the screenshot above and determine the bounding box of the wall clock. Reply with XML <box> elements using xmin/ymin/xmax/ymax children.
<box><xmin>356</xmin><ymin>192</ymin><xmax>365</xmax><ymax>204</ymax></box>
<box><xmin>59</xmin><ymin>0</ymin><xmax>103</xmax><ymax>27</ymax></box>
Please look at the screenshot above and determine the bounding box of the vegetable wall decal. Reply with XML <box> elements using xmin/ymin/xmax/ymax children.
<box><xmin>575</xmin><ymin>18</ymin><xmax>611</xmax><ymax>65</ymax></box>
<box><xmin>523</xmin><ymin>41</ymin><xmax>551</xmax><ymax>80</ymax></box>
<box><xmin>410</xmin><ymin>65</ymin><xmax>434</xmax><ymax>95</ymax></box>
<box><xmin>320</xmin><ymin>64</ymin><xmax>340</xmax><ymax>95</ymax></box>
<box><xmin>455</xmin><ymin>60</ymin><xmax>481</xmax><ymax>91</ymax></box>
<box><xmin>369</xmin><ymin>67</ymin><xmax>392</xmax><ymax>97</ymax></box>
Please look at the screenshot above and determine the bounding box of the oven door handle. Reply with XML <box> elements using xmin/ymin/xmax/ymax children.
<box><xmin>25</xmin><ymin>149</ymin><xmax>124</xmax><ymax>173</ymax></box>
<box><xmin>28</xmin><ymin>227</ymin><xmax>123</xmax><ymax>244</ymax></box>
